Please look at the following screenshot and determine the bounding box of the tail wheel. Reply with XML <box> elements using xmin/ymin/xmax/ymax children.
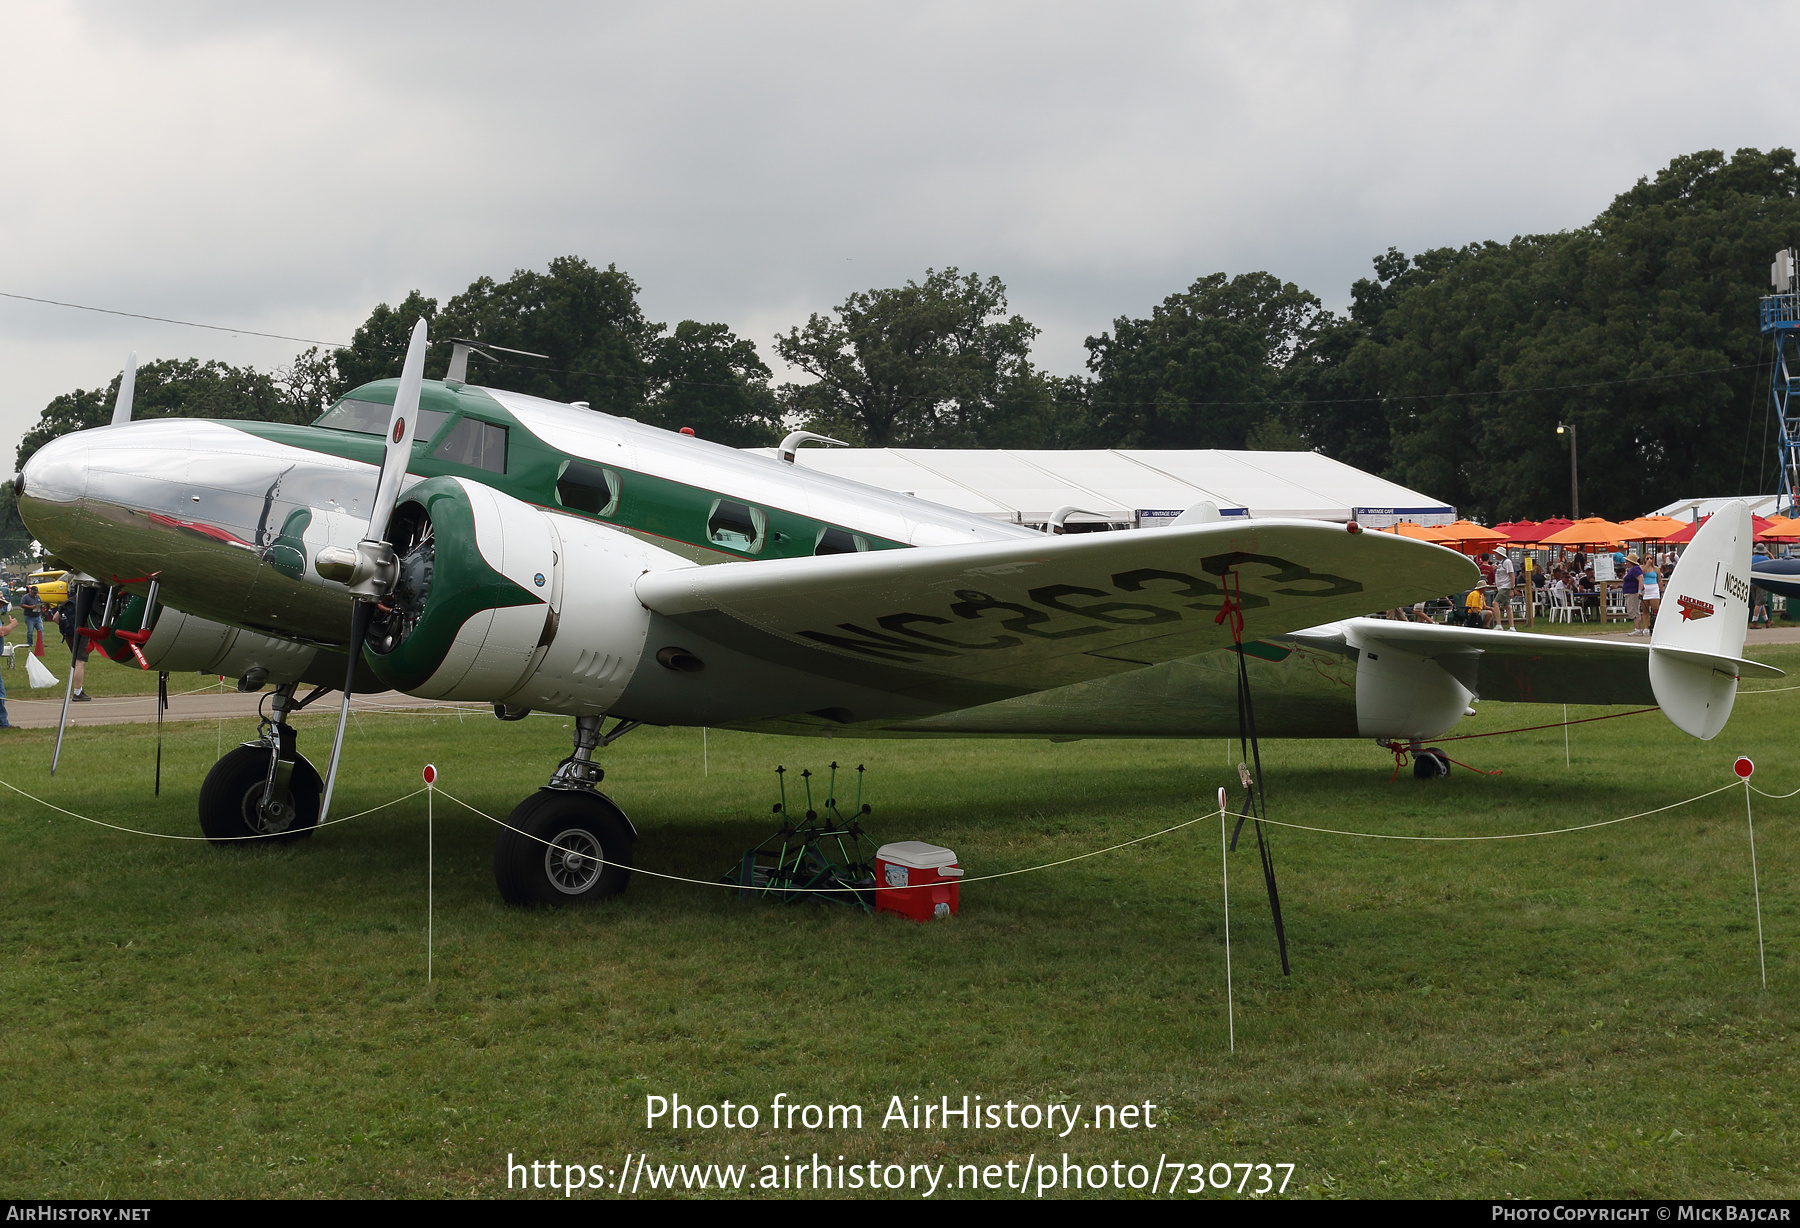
<box><xmin>494</xmin><ymin>789</ymin><xmax>634</xmax><ymax>905</ymax></box>
<box><xmin>1412</xmin><ymin>747</ymin><xmax>1451</xmax><ymax>780</ymax></box>
<box><xmin>197</xmin><ymin>745</ymin><xmax>322</xmax><ymax>844</ymax></box>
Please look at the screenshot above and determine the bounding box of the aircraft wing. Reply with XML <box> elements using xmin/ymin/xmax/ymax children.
<box><xmin>637</xmin><ymin>519</ymin><xmax>1475</xmax><ymax>700</ymax></box>
<box><xmin>1289</xmin><ymin>618</ymin><xmax>1782</xmax><ymax>707</ymax></box>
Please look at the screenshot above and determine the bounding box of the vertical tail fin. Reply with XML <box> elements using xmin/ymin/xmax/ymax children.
<box><xmin>1648</xmin><ymin>502</ymin><xmax>1754</xmax><ymax>739</ymax></box>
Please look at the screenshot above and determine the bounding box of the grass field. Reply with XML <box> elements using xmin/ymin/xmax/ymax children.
<box><xmin>1</xmin><ymin>646</ymin><xmax>1796</xmax><ymax>1200</ymax></box>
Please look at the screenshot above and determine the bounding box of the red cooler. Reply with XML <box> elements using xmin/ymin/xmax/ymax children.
<box><xmin>875</xmin><ymin>842</ymin><xmax>963</xmax><ymax>922</ymax></box>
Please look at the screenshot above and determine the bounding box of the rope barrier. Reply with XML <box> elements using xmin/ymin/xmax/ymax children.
<box><xmin>0</xmin><ymin>777</ymin><xmax>426</xmax><ymax>842</ymax></box>
<box><xmin>433</xmin><ymin>787</ymin><xmax>1225</xmax><ymax>895</ymax></box>
<box><xmin>1433</xmin><ymin>707</ymin><xmax>1659</xmax><ymax>743</ymax></box>
<box><xmin>1254</xmin><ymin>781</ymin><xmax>1740</xmax><ymax>842</ymax></box>
<box><xmin>0</xmin><ymin>764</ymin><xmax>1780</xmax><ymax>876</ymax></box>
<box><xmin>3</xmin><ymin>679</ymin><xmax>232</xmax><ymax>705</ymax></box>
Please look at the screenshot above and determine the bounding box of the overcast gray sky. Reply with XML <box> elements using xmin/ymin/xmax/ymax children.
<box><xmin>3</xmin><ymin>1</ymin><xmax>1796</xmax><ymax>462</ymax></box>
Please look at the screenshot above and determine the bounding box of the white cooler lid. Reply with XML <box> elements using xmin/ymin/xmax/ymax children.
<box><xmin>876</xmin><ymin>841</ymin><xmax>959</xmax><ymax>870</ymax></box>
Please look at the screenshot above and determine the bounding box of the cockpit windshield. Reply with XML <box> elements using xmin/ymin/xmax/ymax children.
<box><xmin>314</xmin><ymin>398</ymin><xmax>450</xmax><ymax>442</ymax></box>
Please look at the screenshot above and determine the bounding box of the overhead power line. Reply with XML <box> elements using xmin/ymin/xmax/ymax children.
<box><xmin>0</xmin><ymin>290</ymin><xmax>352</xmax><ymax>349</ymax></box>
<box><xmin>0</xmin><ymin>286</ymin><xmax>1768</xmax><ymax>411</ymax></box>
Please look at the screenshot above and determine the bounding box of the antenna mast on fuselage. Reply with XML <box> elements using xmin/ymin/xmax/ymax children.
<box><xmin>444</xmin><ymin>337</ymin><xmax>551</xmax><ymax>389</ymax></box>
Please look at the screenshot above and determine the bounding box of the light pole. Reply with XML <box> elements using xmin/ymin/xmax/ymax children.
<box><xmin>1556</xmin><ymin>422</ymin><xmax>1579</xmax><ymax>519</ymax></box>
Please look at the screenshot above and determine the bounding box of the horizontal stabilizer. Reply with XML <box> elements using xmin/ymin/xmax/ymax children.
<box><xmin>1649</xmin><ymin>645</ymin><xmax>1782</xmax><ymax>680</ymax></box>
<box><xmin>1306</xmin><ymin>619</ymin><xmax>1659</xmax><ymax>705</ymax></box>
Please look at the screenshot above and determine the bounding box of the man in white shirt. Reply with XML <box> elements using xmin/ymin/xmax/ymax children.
<box><xmin>1491</xmin><ymin>552</ymin><xmax>1517</xmax><ymax>630</ymax></box>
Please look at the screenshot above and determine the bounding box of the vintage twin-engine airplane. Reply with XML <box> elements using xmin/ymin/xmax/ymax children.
<box><xmin>14</xmin><ymin>323</ymin><xmax>1778</xmax><ymax>905</ymax></box>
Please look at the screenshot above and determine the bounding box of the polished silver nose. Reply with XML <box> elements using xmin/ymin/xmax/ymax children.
<box><xmin>16</xmin><ymin>429</ymin><xmax>90</xmax><ymax>545</ymax></box>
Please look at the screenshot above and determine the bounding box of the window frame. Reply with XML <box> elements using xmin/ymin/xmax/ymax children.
<box><xmin>706</xmin><ymin>498</ymin><xmax>768</xmax><ymax>554</ymax></box>
<box><xmin>555</xmin><ymin>459</ymin><xmax>622</xmax><ymax>518</ymax></box>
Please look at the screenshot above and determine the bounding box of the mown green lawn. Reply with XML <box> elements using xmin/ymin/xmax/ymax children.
<box><xmin>1</xmin><ymin>646</ymin><xmax>1795</xmax><ymax>1199</ymax></box>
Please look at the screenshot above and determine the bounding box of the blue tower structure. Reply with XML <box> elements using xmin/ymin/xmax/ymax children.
<box><xmin>1759</xmin><ymin>248</ymin><xmax>1800</xmax><ymax>516</ymax></box>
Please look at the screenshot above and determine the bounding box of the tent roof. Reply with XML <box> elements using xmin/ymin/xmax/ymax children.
<box><xmin>1650</xmin><ymin>495</ymin><xmax>1785</xmax><ymax>521</ymax></box>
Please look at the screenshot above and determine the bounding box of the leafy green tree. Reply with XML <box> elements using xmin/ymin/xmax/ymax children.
<box><xmin>1277</xmin><ymin>247</ymin><xmax>1414</xmax><ymax>472</ymax></box>
<box><xmin>0</xmin><ymin>482</ymin><xmax>33</xmax><ymax>562</ymax></box>
<box><xmin>775</xmin><ymin>268</ymin><xmax>1047</xmax><ymax>447</ymax></box>
<box><xmin>329</xmin><ymin>290</ymin><xmax>439</xmax><ymax>396</ymax></box>
<box><xmin>329</xmin><ymin>259</ymin><xmax>664</xmax><ymax>418</ymax></box>
<box><xmin>428</xmin><ymin>258</ymin><xmax>660</xmax><ymax>416</ymax></box>
<box><xmin>1083</xmin><ymin>271</ymin><xmax>1328</xmax><ymax>449</ymax></box>
<box><xmin>14</xmin><ymin>358</ymin><xmax>308</xmax><ymax>473</ymax></box>
<box><xmin>1351</xmin><ymin>148</ymin><xmax>1800</xmax><ymax>521</ymax></box>
<box><xmin>643</xmin><ymin>320</ymin><xmax>783</xmax><ymax>447</ymax></box>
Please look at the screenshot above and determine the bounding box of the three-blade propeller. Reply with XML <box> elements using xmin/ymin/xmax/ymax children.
<box><xmin>318</xmin><ymin>317</ymin><xmax>430</xmax><ymax>821</ymax></box>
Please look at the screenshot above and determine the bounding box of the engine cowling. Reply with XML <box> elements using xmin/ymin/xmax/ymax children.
<box><xmin>97</xmin><ymin>596</ymin><xmax>327</xmax><ymax>684</ymax></box>
<box><xmin>363</xmin><ymin>476</ymin><xmax>668</xmax><ymax>712</ymax></box>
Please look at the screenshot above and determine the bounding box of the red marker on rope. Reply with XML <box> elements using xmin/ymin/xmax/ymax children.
<box><xmin>422</xmin><ymin>764</ymin><xmax>436</xmax><ymax>982</ymax></box>
<box><xmin>1734</xmin><ymin>757</ymin><xmax>1754</xmax><ymax>779</ymax></box>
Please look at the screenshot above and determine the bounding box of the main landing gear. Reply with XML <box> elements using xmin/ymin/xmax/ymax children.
<box><xmin>1378</xmin><ymin>739</ymin><xmax>1453</xmax><ymax>780</ymax></box>
<box><xmin>197</xmin><ymin>691</ymin><xmax>642</xmax><ymax>905</ymax></box>
<box><xmin>198</xmin><ymin>682</ymin><xmax>331</xmax><ymax>843</ymax></box>
<box><xmin>1412</xmin><ymin>746</ymin><xmax>1451</xmax><ymax>779</ymax></box>
<box><xmin>492</xmin><ymin>714</ymin><xmax>640</xmax><ymax>905</ymax></box>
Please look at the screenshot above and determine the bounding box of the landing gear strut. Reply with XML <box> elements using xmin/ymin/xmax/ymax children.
<box><xmin>197</xmin><ymin>681</ymin><xmax>328</xmax><ymax>844</ymax></box>
<box><xmin>493</xmin><ymin>715</ymin><xmax>640</xmax><ymax>904</ymax></box>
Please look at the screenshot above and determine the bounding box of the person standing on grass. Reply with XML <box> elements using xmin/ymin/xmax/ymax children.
<box><xmin>1640</xmin><ymin>557</ymin><xmax>1661</xmax><ymax>633</ymax></box>
<box><xmin>54</xmin><ymin>597</ymin><xmax>90</xmax><ymax>701</ymax></box>
<box><xmin>0</xmin><ymin>604</ymin><xmax>15</xmax><ymax>728</ymax></box>
<box><xmin>1492</xmin><ymin>551</ymin><xmax>1517</xmax><ymax>630</ymax></box>
<box><xmin>18</xmin><ymin>585</ymin><xmax>43</xmax><ymax>652</ymax></box>
<box><xmin>1622</xmin><ymin>552</ymin><xmax>1645</xmax><ymax>635</ymax></box>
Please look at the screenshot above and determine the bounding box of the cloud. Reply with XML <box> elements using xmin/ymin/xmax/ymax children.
<box><xmin>3</xmin><ymin>0</ymin><xmax>1796</xmax><ymax>457</ymax></box>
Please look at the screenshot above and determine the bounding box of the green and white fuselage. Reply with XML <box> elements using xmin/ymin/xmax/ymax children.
<box><xmin>19</xmin><ymin>378</ymin><xmax>1757</xmax><ymax>744</ymax></box>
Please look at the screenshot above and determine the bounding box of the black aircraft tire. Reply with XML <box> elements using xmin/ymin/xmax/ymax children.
<box><xmin>1412</xmin><ymin>748</ymin><xmax>1451</xmax><ymax>780</ymax></box>
<box><xmin>494</xmin><ymin>789</ymin><xmax>634</xmax><ymax>906</ymax></box>
<box><xmin>197</xmin><ymin>745</ymin><xmax>323</xmax><ymax>845</ymax></box>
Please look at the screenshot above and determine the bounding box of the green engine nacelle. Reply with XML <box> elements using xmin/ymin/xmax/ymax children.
<box><xmin>363</xmin><ymin>476</ymin><xmax>663</xmax><ymax>712</ymax></box>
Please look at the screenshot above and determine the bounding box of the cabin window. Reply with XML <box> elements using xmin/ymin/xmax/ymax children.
<box><xmin>556</xmin><ymin>460</ymin><xmax>621</xmax><ymax>516</ymax></box>
<box><xmin>432</xmin><ymin>417</ymin><xmax>508</xmax><ymax>473</ymax></box>
<box><xmin>315</xmin><ymin>398</ymin><xmax>450</xmax><ymax>443</ymax></box>
<box><xmin>814</xmin><ymin>525</ymin><xmax>869</xmax><ymax>555</ymax></box>
<box><xmin>707</xmin><ymin>499</ymin><xmax>767</xmax><ymax>553</ymax></box>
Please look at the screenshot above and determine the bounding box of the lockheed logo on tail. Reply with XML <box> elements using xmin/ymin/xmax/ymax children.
<box><xmin>1677</xmin><ymin>594</ymin><xmax>1715</xmax><ymax>621</ymax></box>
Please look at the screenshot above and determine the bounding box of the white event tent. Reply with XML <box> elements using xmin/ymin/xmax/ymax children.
<box><xmin>749</xmin><ymin>447</ymin><xmax>1456</xmax><ymax>530</ymax></box>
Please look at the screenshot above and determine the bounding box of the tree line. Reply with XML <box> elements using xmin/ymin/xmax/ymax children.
<box><xmin>7</xmin><ymin>146</ymin><xmax>1797</xmax><ymax>559</ymax></box>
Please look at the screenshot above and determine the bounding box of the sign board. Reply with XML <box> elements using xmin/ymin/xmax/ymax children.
<box><xmin>1136</xmin><ymin>508</ymin><xmax>1248</xmax><ymax>528</ymax></box>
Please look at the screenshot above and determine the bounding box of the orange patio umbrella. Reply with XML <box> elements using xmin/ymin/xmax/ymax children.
<box><xmin>1614</xmin><ymin>515</ymin><xmax>1687</xmax><ymax>541</ymax></box>
<box><xmin>1378</xmin><ymin>521</ymin><xmax>1444</xmax><ymax>540</ymax></box>
<box><xmin>1431</xmin><ymin>519</ymin><xmax>1511</xmax><ymax>544</ymax></box>
<box><xmin>1538</xmin><ymin>517</ymin><xmax>1630</xmax><ymax>546</ymax></box>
